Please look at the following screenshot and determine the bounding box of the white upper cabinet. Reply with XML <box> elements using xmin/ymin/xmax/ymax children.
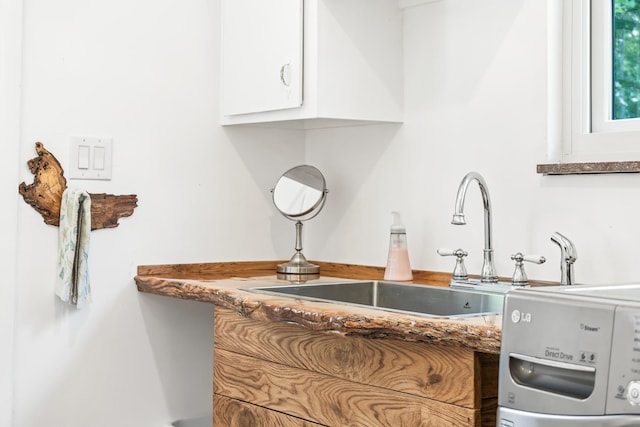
<box><xmin>220</xmin><ymin>0</ymin><xmax>403</xmax><ymax>129</ymax></box>
<box><xmin>221</xmin><ymin>0</ymin><xmax>303</xmax><ymax>116</ymax></box>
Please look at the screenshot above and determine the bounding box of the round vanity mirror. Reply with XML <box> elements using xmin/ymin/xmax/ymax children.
<box><xmin>273</xmin><ymin>165</ymin><xmax>326</xmax><ymax>220</ymax></box>
<box><xmin>272</xmin><ymin>165</ymin><xmax>328</xmax><ymax>275</ymax></box>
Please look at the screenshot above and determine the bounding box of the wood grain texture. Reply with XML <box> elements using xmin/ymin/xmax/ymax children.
<box><xmin>136</xmin><ymin>260</ymin><xmax>453</xmax><ymax>286</ymax></box>
<box><xmin>18</xmin><ymin>142</ymin><xmax>137</xmax><ymax>230</ymax></box>
<box><xmin>214</xmin><ymin>307</ymin><xmax>477</xmax><ymax>407</ymax></box>
<box><xmin>137</xmin><ymin>260</ymin><xmax>282</xmax><ymax>279</ymax></box>
<box><xmin>481</xmin><ymin>398</ymin><xmax>497</xmax><ymax>427</ymax></box>
<box><xmin>214</xmin><ymin>348</ymin><xmax>479</xmax><ymax>427</ymax></box>
<box><xmin>477</xmin><ymin>353</ymin><xmax>499</xmax><ymax>426</ymax></box>
<box><xmin>17</xmin><ymin>142</ymin><xmax>66</xmax><ymax>225</ymax></box>
<box><xmin>136</xmin><ymin>260</ymin><xmax>450</xmax><ymax>284</ymax></box>
<box><xmin>136</xmin><ymin>260</ymin><xmax>557</xmax><ymax>287</ymax></box>
<box><xmin>85</xmin><ymin>192</ymin><xmax>138</xmax><ymax>230</ymax></box>
<box><xmin>477</xmin><ymin>352</ymin><xmax>499</xmax><ymax>399</ymax></box>
<box><xmin>214</xmin><ymin>395</ymin><xmax>324</xmax><ymax>427</ymax></box>
<box><xmin>135</xmin><ymin>274</ymin><xmax>502</xmax><ymax>353</ymax></box>
<box><xmin>136</xmin><ymin>265</ymin><xmax>505</xmax><ymax>426</ymax></box>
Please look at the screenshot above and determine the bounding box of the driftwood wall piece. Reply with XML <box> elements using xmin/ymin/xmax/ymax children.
<box><xmin>18</xmin><ymin>142</ymin><xmax>67</xmax><ymax>226</ymax></box>
<box><xmin>18</xmin><ymin>142</ymin><xmax>138</xmax><ymax>230</ymax></box>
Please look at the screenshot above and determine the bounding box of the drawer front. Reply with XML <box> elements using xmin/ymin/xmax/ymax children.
<box><xmin>214</xmin><ymin>394</ymin><xmax>324</xmax><ymax>427</ymax></box>
<box><xmin>214</xmin><ymin>307</ymin><xmax>478</xmax><ymax>408</ymax></box>
<box><xmin>214</xmin><ymin>347</ymin><xmax>478</xmax><ymax>426</ymax></box>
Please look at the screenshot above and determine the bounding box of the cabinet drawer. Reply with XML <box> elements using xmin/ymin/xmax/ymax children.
<box><xmin>214</xmin><ymin>307</ymin><xmax>478</xmax><ymax>407</ymax></box>
<box><xmin>214</xmin><ymin>394</ymin><xmax>323</xmax><ymax>427</ymax></box>
<box><xmin>214</xmin><ymin>347</ymin><xmax>478</xmax><ymax>426</ymax></box>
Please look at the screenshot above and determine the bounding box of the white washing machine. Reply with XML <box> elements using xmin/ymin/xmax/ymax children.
<box><xmin>498</xmin><ymin>283</ymin><xmax>640</xmax><ymax>426</ymax></box>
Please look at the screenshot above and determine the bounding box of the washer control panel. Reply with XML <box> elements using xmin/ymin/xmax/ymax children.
<box><xmin>606</xmin><ymin>307</ymin><xmax>640</xmax><ymax>413</ymax></box>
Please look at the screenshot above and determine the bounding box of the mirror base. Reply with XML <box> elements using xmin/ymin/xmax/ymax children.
<box><xmin>277</xmin><ymin>252</ymin><xmax>319</xmax><ymax>275</ymax></box>
<box><xmin>277</xmin><ymin>262</ymin><xmax>320</xmax><ymax>275</ymax></box>
<box><xmin>276</xmin><ymin>273</ymin><xmax>320</xmax><ymax>283</ymax></box>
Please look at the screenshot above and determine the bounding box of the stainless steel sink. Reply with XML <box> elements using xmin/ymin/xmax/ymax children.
<box><xmin>245</xmin><ymin>281</ymin><xmax>504</xmax><ymax>318</ymax></box>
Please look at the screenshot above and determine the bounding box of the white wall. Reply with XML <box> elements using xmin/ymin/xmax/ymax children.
<box><xmin>0</xmin><ymin>0</ymin><xmax>22</xmax><ymax>424</ymax></box>
<box><xmin>307</xmin><ymin>0</ymin><xmax>640</xmax><ymax>286</ymax></box>
<box><xmin>8</xmin><ymin>0</ymin><xmax>640</xmax><ymax>426</ymax></box>
<box><xmin>11</xmin><ymin>0</ymin><xmax>304</xmax><ymax>426</ymax></box>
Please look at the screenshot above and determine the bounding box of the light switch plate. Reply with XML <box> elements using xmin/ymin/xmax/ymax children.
<box><xmin>68</xmin><ymin>136</ymin><xmax>113</xmax><ymax>180</ymax></box>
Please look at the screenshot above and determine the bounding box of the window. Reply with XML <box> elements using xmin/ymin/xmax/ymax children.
<box><xmin>611</xmin><ymin>1</ymin><xmax>640</xmax><ymax>120</ymax></box>
<box><xmin>551</xmin><ymin>0</ymin><xmax>640</xmax><ymax>164</ymax></box>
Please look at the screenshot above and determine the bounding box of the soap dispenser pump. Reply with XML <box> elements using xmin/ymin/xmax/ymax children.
<box><xmin>384</xmin><ymin>211</ymin><xmax>413</xmax><ymax>281</ymax></box>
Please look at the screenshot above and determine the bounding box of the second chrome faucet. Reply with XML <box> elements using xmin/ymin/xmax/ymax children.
<box><xmin>551</xmin><ymin>231</ymin><xmax>577</xmax><ymax>285</ymax></box>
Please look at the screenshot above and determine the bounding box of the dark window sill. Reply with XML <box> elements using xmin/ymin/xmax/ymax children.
<box><xmin>537</xmin><ymin>161</ymin><xmax>640</xmax><ymax>175</ymax></box>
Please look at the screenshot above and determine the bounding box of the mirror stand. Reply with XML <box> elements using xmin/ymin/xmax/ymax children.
<box><xmin>272</xmin><ymin>164</ymin><xmax>327</xmax><ymax>277</ymax></box>
<box><xmin>277</xmin><ymin>221</ymin><xmax>319</xmax><ymax>274</ymax></box>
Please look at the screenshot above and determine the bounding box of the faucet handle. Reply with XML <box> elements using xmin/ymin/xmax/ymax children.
<box><xmin>437</xmin><ymin>248</ymin><xmax>469</xmax><ymax>280</ymax></box>
<box><xmin>510</xmin><ymin>252</ymin><xmax>546</xmax><ymax>286</ymax></box>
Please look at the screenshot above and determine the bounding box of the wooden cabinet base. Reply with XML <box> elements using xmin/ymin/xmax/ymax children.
<box><xmin>214</xmin><ymin>395</ymin><xmax>323</xmax><ymax>427</ymax></box>
<box><xmin>213</xmin><ymin>307</ymin><xmax>498</xmax><ymax>426</ymax></box>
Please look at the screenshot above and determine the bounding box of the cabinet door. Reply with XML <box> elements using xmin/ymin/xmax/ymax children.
<box><xmin>221</xmin><ymin>0</ymin><xmax>303</xmax><ymax>116</ymax></box>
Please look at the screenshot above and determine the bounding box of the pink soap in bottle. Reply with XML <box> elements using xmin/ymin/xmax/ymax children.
<box><xmin>384</xmin><ymin>211</ymin><xmax>413</xmax><ymax>281</ymax></box>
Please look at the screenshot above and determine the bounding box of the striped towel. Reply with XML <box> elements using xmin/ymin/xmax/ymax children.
<box><xmin>55</xmin><ymin>188</ymin><xmax>92</xmax><ymax>308</ymax></box>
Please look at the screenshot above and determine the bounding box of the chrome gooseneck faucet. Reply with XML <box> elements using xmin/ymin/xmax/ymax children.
<box><xmin>550</xmin><ymin>232</ymin><xmax>577</xmax><ymax>285</ymax></box>
<box><xmin>451</xmin><ymin>172</ymin><xmax>498</xmax><ymax>283</ymax></box>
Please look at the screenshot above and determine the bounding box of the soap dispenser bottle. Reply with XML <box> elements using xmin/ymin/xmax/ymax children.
<box><xmin>384</xmin><ymin>211</ymin><xmax>413</xmax><ymax>281</ymax></box>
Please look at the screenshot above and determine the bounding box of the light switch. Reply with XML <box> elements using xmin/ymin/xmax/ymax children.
<box><xmin>94</xmin><ymin>146</ymin><xmax>105</xmax><ymax>170</ymax></box>
<box><xmin>68</xmin><ymin>136</ymin><xmax>113</xmax><ymax>180</ymax></box>
<box><xmin>78</xmin><ymin>145</ymin><xmax>90</xmax><ymax>169</ymax></box>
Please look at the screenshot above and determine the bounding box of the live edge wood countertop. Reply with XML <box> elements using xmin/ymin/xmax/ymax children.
<box><xmin>135</xmin><ymin>261</ymin><xmax>503</xmax><ymax>354</ymax></box>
